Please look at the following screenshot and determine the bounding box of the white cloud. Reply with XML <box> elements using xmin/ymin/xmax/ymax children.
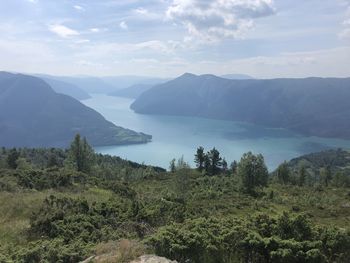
<box><xmin>339</xmin><ymin>28</ymin><xmax>350</xmax><ymax>39</ymax></box>
<box><xmin>133</xmin><ymin>7</ymin><xmax>162</xmax><ymax>20</ymax></box>
<box><xmin>119</xmin><ymin>21</ymin><xmax>128</xmax><ymax>30</ymax></box>
<box><xmin>74</xmin><ymin>39</ymin><xmax>90</xmax><ymax>44</ymax></box>
<box><xmin>339</xmin><ymin>3</ymin><xmax>350</xmax><ymax>39</ymax></box>
<box><xmin>74</xmin><ymin>5</ymin><xmax>85</xmax><ymax>11</ymax></box>
<box><xmin>166</xmin><ymin>0</ymin><xmax>275</xmax><ymax>42</ymax></box>
<box><xmin>26</xmin><ymin>0</ymin><xmax>38</xmax><ymax>3</ymax></box>
<box><xmin>90</xmin><ymin>28</ymin><xmax>100</xmax><ymax>33</ymax></box>
<box><xmin>49</xmin><ymin>24</ymin><xmax>79</xmax><ymax>38</ymax></box>
<box><xmin>134</xmin><ymin>7</ymin><xmax>149</xmax><ymax>15</ymax></box>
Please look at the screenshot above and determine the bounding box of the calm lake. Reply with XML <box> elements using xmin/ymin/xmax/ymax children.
<box><xmin>83</xmin><ymin>94</ymin><xmax>350</xmax><ymax>170</ymax></box>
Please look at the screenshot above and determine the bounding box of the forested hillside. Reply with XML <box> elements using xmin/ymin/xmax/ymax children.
<box><xmin>131</xmin><ymin>73</ymin><xmax>350</xmax><ymax>139</ymax></box>
<box><xmin>0</xmin><ymin>136</ymin><xmax>349</xmax><ymax>262</ymax></box>
<box><xmin>0</xmin><ymin>72</ymin><xmax>151</xmax><ymax>147</ymax></box>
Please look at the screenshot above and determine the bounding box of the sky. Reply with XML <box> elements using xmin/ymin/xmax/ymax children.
<box><xmin>0</xmin><ymin>0</ymin><xmax>349</xmax><ymax>78</ymax></box>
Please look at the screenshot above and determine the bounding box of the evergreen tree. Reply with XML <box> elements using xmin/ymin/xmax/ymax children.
<box><xmin>47</xmin><ymin>149</ymin><xmax>59</xmax><ymax>168</ymax></box>
<box><xmin>7</xmin><ymin>148</ymin><xmax>20</xmax><ymax>169</ymax></box>
<box><xmin>230</xmin><ymin>160</ymin><xmax>238</xmax><ymax>175</ymax></box>
<box><xmin>207</xmin><ymin>147</ymin><xmax>222</xmax><ymax>175</ymax></box>
<box><xmin>194</xmin><ymin>146</ymin><xmax>205</xmax><ymax>172</ymax></box>
<box><xmin>222</xmin><ymin>158</ymin><xmax>228</xmax><ymax>173</ymax></box>
<box><xmin>320</xmin><ymin>166</ymin><xmax>332</xmax><ymax>186</ymax></box>
<box><xmin>276</xmin><ymin>161</ymin><xmax>290</xmax><ymax>184</ymax></box>
<box><xmin>169</xmin><ymin>158</ymin><xmax>176</xmax><ymax>173</ymax></box>
<box><xmin>203</xmin><ymin>154</ymin><xmax>210</xmax><ymax>175</ymax></box>
<box><xmin>298</xmin><ymin>166</ymin><xmax>307</xmax><ymax>186</ymax></box>
<box><xmin>237</xmin><ymin>152</ymin><xmax>268</xmax><ymax>193</ymax></box>
<box><xmin>67</xmin><ymin>134</ymin><xmax>95</xmax><ymax>173</ymax></box>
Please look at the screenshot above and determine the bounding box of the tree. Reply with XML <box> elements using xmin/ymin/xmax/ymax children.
<box><xmin>169</xmin><ymin>158</ymin><xmax>176</xmax><ymax>173</ymax></box>
<box><xmin>203</xmin><ymin>154</ymin><xmax>210</xmax><ymax>174</ymax></box>
<box><xmin>320</xmin><ymin>166</ymin><xmax>332</xmax><ymax>186</ymax></box>
<box><xmin>194</xmin><ymin>146</ymin><xmax>205</xmax><ymax>172</ymax></box>
<box><xmin>276</xmin><ymin>161</ymin><xmax>290</xmax><ymax>184</ymax></box>
<box><xmin>237</xmin><ymin>152</ymin><xmax>268</xmax><ymax>194</ymax></box>
<box><xmin>176</xmin><ymin>155</ymin><xmax>190</xmax><ymax>170</ymax></box>
<box><xmin>47</xmin><ymin>149</ymin><xmax>59</xmax><ymax>168</ymax></box>
<box><xmin>298</xmin><ymin>165</ymin><xmax>307</xmax><ymax>186</ymax></box>
<box><xmin>7</xmin><ymin>148</ymin><xmax>20</xmax><ymax>169</ymax></box>
<box><xmin>230</xmin><ymin>160</ymin><xmax>238</xmax><ymax>175</ymax></box>
<box><xmin>222</xmin><ymin>158</ymin><xmax>228</xmax><ymax>173</ymax></box>
<box><xmin>332</xmin><ymin>171</ymin><xmax>349</xmax><ymax>187</ymax></box>
<box><xmin>207</xmin><ymin>148</ymin><xmax>222</xmax><ymax>175</ymax></box>
<box><xmin>67</xmin><ymin>134</ymin><xmax>95</xmax><ymax>173</ymax></box>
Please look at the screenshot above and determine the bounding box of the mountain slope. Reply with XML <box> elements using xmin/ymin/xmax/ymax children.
<box><xmin>0</xmin><ymin>72</ymin><xmax>151</xmax><ymax>147</ymax></box>
<box><xmin>39</xmin><ymin>75</ymin><xmax>166</xmax><ymax>94</ymax></box>
<box><xmin>109</xmin><ymin>84</ymin><xmax>155</xmax><ymax>99</ymax></box>
<box><xmin>282</xmin><ymin>149</ymin><xmax>350</xmax><ymax>181</ymax></box>
<box><xmin>41</xmin><ymin>77</ymin><xmax>91</xmax><ymax>100</ymax></box>
<box><xmin>131</xmin><ymin>73</ymin><xmax>350</xmax><ymax>139</ymax></box>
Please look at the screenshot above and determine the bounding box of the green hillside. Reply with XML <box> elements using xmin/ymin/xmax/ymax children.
<box><xmin>0</xmin><ymin>137</ymin><xmax>349</xmax><ymax>262</ymax></box>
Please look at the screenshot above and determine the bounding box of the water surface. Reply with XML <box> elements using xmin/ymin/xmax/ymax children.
<box><xmin>83</xmin><ymin>95</ymin><xmax>350</xmax><ymax>170</ymax></box>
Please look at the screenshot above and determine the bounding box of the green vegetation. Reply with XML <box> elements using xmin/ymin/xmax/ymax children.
<box><xmin>0</xmin><ymin>137</ymin><xmax>349</xmax><ymax>262</ymax></box>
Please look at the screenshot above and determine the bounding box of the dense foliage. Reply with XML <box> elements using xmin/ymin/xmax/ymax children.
<box><xmin>0</xmin><ymin>137</ymin><xmax>349</xmax><ymax>262</ymax></box>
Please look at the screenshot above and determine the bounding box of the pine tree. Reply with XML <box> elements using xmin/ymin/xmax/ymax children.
<box><xmin>222</xmin><ymin>158</ymin><xmax>228</xmax><ymax>173</ymax></box>
<box><xmin>7</xmin><ymin>148</ymin><xmax>20</xmax><ymax>169</ymax></box>
<box><xmin>230</xmin><ymin>160</ymin><xmax>238</xmax><ymax>175</ymax></box>
<box><xmin>207</xmin><ymin>147</ymin><xmax>222</xmax><ymax>175</ymax></box>
<box><xmin>276</xmin><ymin>161</ymin><xmax>290</xmax><ymax>184</ymax></box>
<box><xmin>67</xmin><ymin>134</ymin><xmax>95</xmax><ymax>173</ymax></box>
<box><xmin>320</xmin><ymin>166</ymin><xmax>332</xmax><ymax>186</ymax></box>
<box><xmin>169</xmin><ymin>158</ymin><xmax>176</xmax><ymax>173</ymax></box>
<box><xmin>194</xmin><ymin>146</ymin><xmax>205</xmax><ymax>172</ymax></box>
<box><xmin>298</xmin><ymin>166</ymin><xmax>306</xmax><ymax>186</ymax></box>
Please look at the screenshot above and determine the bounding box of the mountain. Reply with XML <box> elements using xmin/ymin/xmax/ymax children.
<box><xmin>39</xmin><ymin>75</ymin><xmax>166</xmax><ymax>94</ymax></box>
<box><xmin>109</xmin><ymin>84</ymin><xmax>155</xmax><ymax>99</ymax></box>
<box><xmin>282</xmin><ymin>149</ymin><xmax>350</xmax><ymax>178</ymax></box>
<box><xmin>131</xmin><ymin>73</ymin><xmax>350</xmax><ymax>139</ymax></box>
<box><xmin>221</xmin><ymin>74</ymin><xmax>254</xmax><ymax>79</ymax></box>
<box><xmin>41</xmin><ymin>77</ymin><xmax>91</xmax><ymax>100</ymax></box>
<box><xmin>102</xmin><ymin>76</ymin><xmax>167</xmax><ymax>90</ymax></box>
<box><xmin>37</xmin><ymin>75</ymin><xmax>116</xmax><ymax>94</ymax></box>
<box><xmin>0</xmin><ymin>72</ymin><xmax>151</xmax><ymax>147</ymax></box>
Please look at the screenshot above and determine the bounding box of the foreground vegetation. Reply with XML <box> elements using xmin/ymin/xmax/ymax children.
<box><xmin>0</xmin><ymin>136</ymin><xmax>349</xmax><ymax>262</ymax></box>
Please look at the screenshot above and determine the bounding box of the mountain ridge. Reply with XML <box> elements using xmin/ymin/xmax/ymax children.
<box><xmin>131</xmin><ymin>73</ymin><xmax>350</xmax><ymax>139</ymax></box>
<box><xmin>0</xmin><ymin>72</ymin><xmax>151</xmax><ymax>147</ymax></box>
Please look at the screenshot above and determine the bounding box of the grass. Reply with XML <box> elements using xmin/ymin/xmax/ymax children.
<box><xmin>0</xmin><ymin>171</ymin><xmax>349</xmax><ymax>260</ymax></box>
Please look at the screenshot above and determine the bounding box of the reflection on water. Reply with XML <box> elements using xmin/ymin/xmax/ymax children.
<box><xmin>83</xmin><ymin>94</ymin><xmax>350</xmax><ymax>170</ymax></box>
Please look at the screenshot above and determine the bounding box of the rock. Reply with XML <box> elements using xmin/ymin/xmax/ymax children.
<box><xmin>341</xmin><ymin>202</ymin><xmax>350</xmax><ymax>208</ymax></box>
<box><xmin>130</xmin><ymin>254</ymin><xmax>178</xmax><ymax>263</ymax></box>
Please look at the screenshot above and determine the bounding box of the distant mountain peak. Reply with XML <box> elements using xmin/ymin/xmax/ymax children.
<box><xmin>179</xmin><ymin>72</ymin><xmax>197</xmax><ymax>78</ymax></box>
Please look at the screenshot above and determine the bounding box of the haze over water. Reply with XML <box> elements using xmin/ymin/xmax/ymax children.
<box><xmin>84</xmin><ymin>94</ymin><xmax>350</xmax><ymax>170</ymax></box>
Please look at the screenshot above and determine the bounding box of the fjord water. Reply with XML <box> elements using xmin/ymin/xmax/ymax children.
<box><xmin>83</xmin><ymin>94</ymin><xmax>350</xmax><ymax>170</ymax></box>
